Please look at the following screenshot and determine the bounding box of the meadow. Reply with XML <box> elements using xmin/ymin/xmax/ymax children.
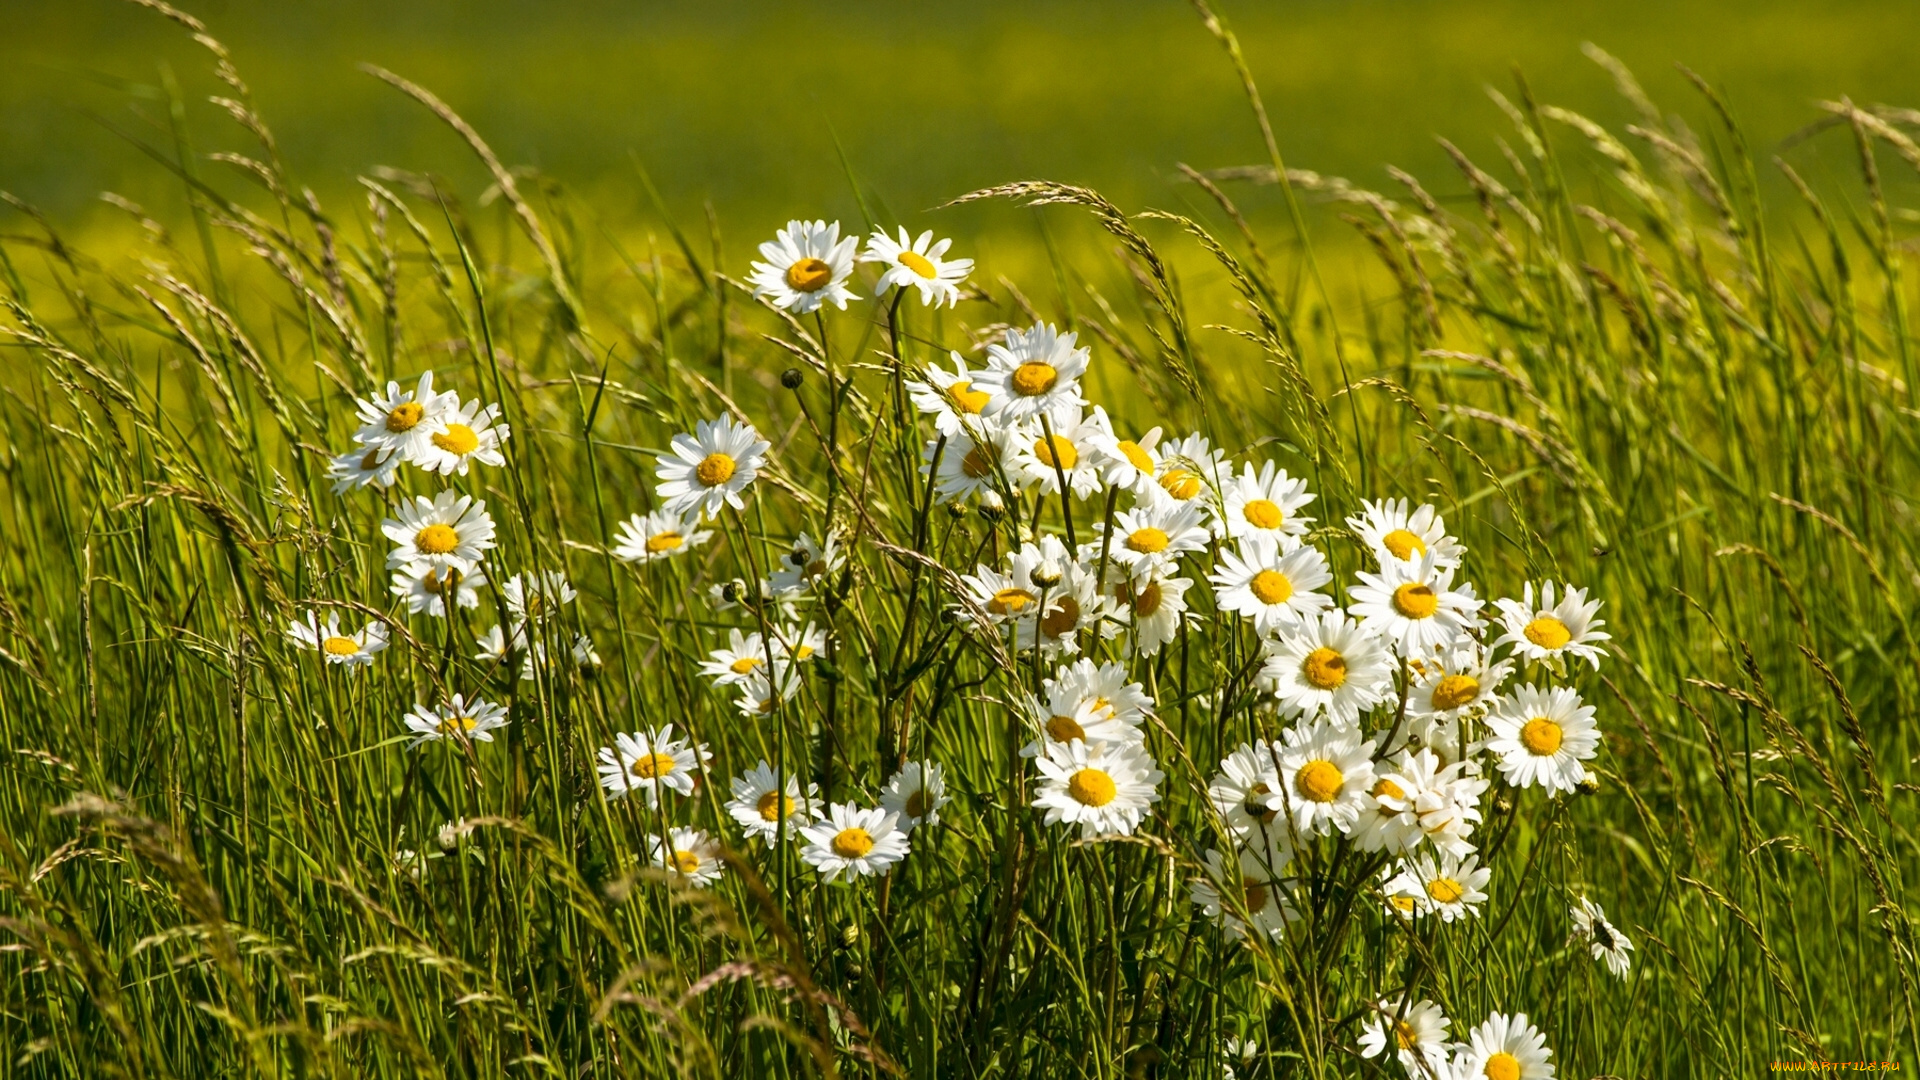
<box><xmin>1</xmin><ymin>1</ymin><xmax>1917</xmax><ymax>1077</ymax></box>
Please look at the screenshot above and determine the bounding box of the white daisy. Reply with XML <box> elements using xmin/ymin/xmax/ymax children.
<box><xmin>1388</xmin><ymin>748</ymin><xmax>1489</xmax><ymax>858</ymax></box>
<box><xmin>1219</xmin><ymin>460</ymin><xmax>1315</xmax><ymax>541</ymax></box>
<box><xmin>770</xmin><ymin>621</ymin><xmax>828</xmax><ymax>663</ymax></box>
<box><xmin>1013</xmin><ymin>407</ymin><xmax>1107</xmax><ymax>499</ymax></box>
<box><xmin>351</xmin><ymin>371</ymin><xmax>457</xmax><ymax>464</ymax></box>
<box><xmin>878</xmin><ymin>760</ymin><xmax>949</xmax><ymax>830</ymax></box>
<box><xmin>1021</xmin><ymin>692</ymin><xmax>1145</xmax><ymax>758</ymax></box>
<box><xmin>928</xmin><ymin>424</ymin><xmax>1019</xmax><ymax>502</ymax></box>
<box><xmin>1207</xmin><ymin>741</ymin><xmax>1288</xmax><ymax>842</ymax></box>
<box><xmin>1358</xmin><ymin>997</ymin><xmax>1451</xmax><ymax>1077</ymax></box>
<box><xmin>403</xmin><ymin>693</ymin><xmax>509</xmax><ymax>747</ymax></box>
<box><xmin>612</xmin><ymin>509</ymin><xmax>713</xmax><ymax>564</ymax></box>
<box><xmin>287</xmin><ymin>611</ymin><xmax>389</xmax><ymax>671</ymax></box>
<box><xmin>1260</xmin><ymin>611</ymin><xmax>1395</xmax><ymax>725</ymax></box>
<box><xmin>1086</xmin><ymin>415</ymin><xmax>1164</xmax><ymax>496</ymax></box>
<box><xmin>414</xmin><ymin>397</ymin><xmax>510</xmax><ymax>476</ymax></box>
<box><xmin>699</xmin><ymin>628</ymin><xmax>771</xmax><ymax>687</ymax></box>
<box><xmin>1190</xmin><ymin>841</ymin><xmax>1298</xmax><ymax>941</ymax></box>
<box><xmin>389</xmin><ymin>564</ymin><xmax>487</xmax><ymax>618</ymax></box>
<box><xmin>382</xmin><ymin>491</ymin><xmax>497</xmax><ymax>576</ymax></box>
<box><xmin>725</xmin><ymin>760</ymin><xmax>820</xmax><ymax>844</ymax></box>
<box><xmin>1492</xmin><ymin>581</ymin><xmax>1610</xmax><ymax>670</ymax></box>
<box><xmin>596</xmin><ymin>724</ymin><xmax>710</xmax><ymax>807</ymax></box>
<box><xmin>1210</xmin><ymin>534</ymin><xmax>1334</xmax><ymax>635</ymax></box>
<box><xmin>769</xmin><ymin>531</ymin><xmax>845</xmax><ymax>597</ymax></box>
<box><xmin>656</xmin><ymin>414</ymin><xmax>770</xmax><ymax>519</ymax></box>
<box><xmin>571</xmin><ymin>634</ymin><xmax>601</xmax><ymax>671</ymax></box>
<box><xmin>972</xmin><ymin>323</ymin><xmax>1089</xmax><ymax>423</ymax></box>
<box><xmin>1483</xmin><ymin>685</ymin><xmax>1601</xmax><ymax>795</ymax></box>
<box><xmin>1031</xmin><ymin>739</ymin><xmax>1164</xmax><ymax>837</ymax></box>
<box><xmin>1100</xmin><ymin>497</ymin><xmax>1211</xmax><ymax>579</ymax></box>
<box><xmin>474</xmin><ymin>623</ymin><xmax>541</xmax><ymax>681</ymax></box>
<box><xmin>650</xmin><ymin>827</ymin><xmax>725</xmax><ymax>888</ymax></box>
<box><xmin>1570</xmin><ymin>896</ymin><xmax>1634</xmax><ymax>978</ymax></box>
<box><xmin>326</xmin><ymin>444</ymin><xmax>402</xmax><ymax>494</ymax></box>
<box><xmin>1404</xmin><ymin>645</ymin><xmax>1514</xmax><ymax>741</ymax></box>
<box><xmin>1349</xmin><ymin>554</ymin><xmax>1482</xmax><ymax>657</ymax></box>
<box><xmin>1276</xmin><ymin>718</ymin><xmax>1377</xmax><ymax>836</ymax></box>
<box><xmin>1043</xmin><ymin>658</ymin><xmax>1155</xmax><ymax>728</ymax></box>
<box><xmin>909</xmin><ymin>353</ymin><xmax>994</xmax><ymax>437</ymax></box>
<box><xmin>502</xmin><ymin>570</ymin><xmax>576</xmax><ymax>628</ymax></box>
<box><xmin>1386</xmin><ymin>851</ymin><xmax>1491</xmax><ymax>922</ymax></box>
<box><xmin>1348</xmin><ymin>498</ymin><xmax>1465</xmax><ymax>570</ymax></box>
<box><xmin>749</xmin><ymin>219</ymin><xmax>860</xmax><ymax>313</ymax></box>
<box><xmin>1351</xmin><ymin>756</ymin><xmax>1425</xmax><ymax>855</ymax></box>
<box><xmin>1451</xmin><ymin>1012</ymin><xmax>1555</xmax><ymax>1080</ymax></box>
<box><xmin>862</xmin><ymin>227</ymin><xmax>972</xmax><ymax>308</ymax></box>
<box><xmin>1110</xmin><ymin>570</ymin><xmax>1193</xmax><ymax>658</ymax></box>
<box><xmin>799</xmin><ymin>804</ymin><xmax>911</xmax><ymax>882</ymax></box>
<box><xmin>1153</xmin><ymin>432</ymin><xmax>1231</xmax><ymax>509</ymax></box>
<box><xmin>733</xmin><ymin>659</ymin><xmax>804</xmax><ymax>718</ymax></box>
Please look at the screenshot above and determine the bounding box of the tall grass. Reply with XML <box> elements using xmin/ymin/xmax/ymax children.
<box><xmin>0</xmin><ymin>2</ymin><xmax>1916</xmax><ymax>1077</ymax></box>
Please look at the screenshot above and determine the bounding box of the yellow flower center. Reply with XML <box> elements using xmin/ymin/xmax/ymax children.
<box><xmin>1046</xmin><ymin>713</ymin><xmax>1088</xmax><ymax>742</ymax></box>
<box><xmin>961</xmin><ymin>445</ymin><xmax>996</xmax><ymax>479</ymax></box>
<box><xmin>1119</xmin><ymin>440</ymin><xmax>1154</xmax><ymax>472</ymax></box>
<box><xmin>1521</xmin><ymin>717</ymin><xmax>1564</xmax><ymax>756</ymax></box>
<box><xmin>694</xmin><ymin>452</ymin><xmax>737</xmax><ymax>487</ymax></box>
<box><xmin>1394</xmin><ymin>1020</ymin><xmax>1419</xmax><ymax>1050</ymax></box>
<box><xmin>1009</xmin><ymin>361</ymin><xmax>1058</xmax><ymax>397</ymax></box>
<box><xmin>1067</xmin><ymin>768</ymin><xmax>1118</xmax><ymax>807</ymax></box>
<box><xmin>1033</xmin><ymin>434</ymin><xmax>1079</xmax><ymax>471</ymax></box>
<box><xmin>1392</xmin><ymin>583</ymin><xmax>1440</xmax><ymax>619</ymax></box>
<box><xmin>1484</xmin><ymin>1053</ymin><xmax>1521</xmax><ymax>1080</ymax></box>
<box><xmin>1431</xmin><ymin>674</ymin><xmax>1481</xmax><ymax>711</ymax></box>
<box><xmin>756</xmin><ymin>791</ymin><xmax>793</xmax><ymax>822</ymax></box>
<box><xmin>359</xmin><ymin>448</ymin><xmax>384</xmax><ymax>470</ymax></box>
<box><xmin>946</xmin><ymin>380</ymin><xmax>990</xmax><ymax>414</ymax></box>
<box><xmin>415</xmin><ymin>523</ymin><xmax>459</xmax><ymax>555</ymax></box>
<box><xmin>646</xmin><ymin>531</ymin><xmax>684</xmax><ymax>554</ymax></box>
<box><xmin>785</xmin><ymin>257</ymin><xmax>832</xmax><ymax>292</ymax></box>
<box><xmin>1381</xmin><ymin>528</ymin><xmax>1427</xmax><ymax>561</ymax></box>
<box><xmin>1392</xmin><ymin>895</ymin><xmax>1418</xmax><ymax>914</ymax></box>
<box><xmin>1372</xmin><ymin>778</ymin><xmax>1405</xmax><ymax>800</ymax></box>
<box><xmin>386</xmin><ymin>401</ymin><xmax>424</xmax><ymax>432</ymax></box>
<box><xmin>1126</xmin><ymin>527</ymin><xmax>1170</xmax><ymax>554</ymax></box>
<box><xmin>1301</xmin><ymin>647</ymin><xmax>1348</xmax><ymax>690</ymax></box>
<box><xmin>897</xmin><ymin>250</ymin><xmax>938</xmax><ymax>279</ymax></box>
<box><xmin>1524</xmin><ymin>616</ymin><xmax>1573</xmax><ymax>650</ymax></box>
<box><xmin>729</xmin><ymin>657</ymin><xmax>762</xmax><ymax>675</ymax></box>
<box><xmin>1040</xmin><ymin>596</ymin><xmax>1081</xmax><ymax>640</ymax></box>
<box><xmin>1126</xmin><ymin>580</ymin><xmax>1164</xmax><ymax>618</ymax></box>
<box><xmin>1427</xmin><ymin>877</ymin><xmax>1465</xmax><ymax>904</ymax></box>
<box><xmin>432</xmin><ymin>423</ymin><xmax>480</xmax><ymax>456</ymax></box>
<box><xmin>1242</xmin><ymin>877</ymin><xmax>1270</xmax><ymax>913</ymax></box>
<box><xmin>830</xmin><ymin>827</ymin><xmax>875</xmax><ymax>858</ymax></box>
<box><xmin>1159</xmin><ymin>469</ymin><xmax>1201</xmax><ymax>500</ymax></box>
<box><xmin>792</xmin><ymin>644</ymin><xmax>815</xmax><ymax>660</ymax></box>
<box><xmin>1242</xmin><ymin>498</ymin><xmax>1284</xmax><ymax>530</ymax></box>
<box><xmin>988</xmin><ymin>587</ymin><xmax>1037</xmax><ymax>616</ymax></box>
<box><xmin>629</xmin><ymin>752</ymin><xmax>677</xmax><ymax>780</ymax></box>
<box><xmin>1249</xmin><ymin>569</ymin><xmax>1294</xmax><ymax>606</ymax></box>
<box><xmin>421</xmin><ymin>569</ymin><xmax>450</xmax><ymax>595</ymax></box>
<box><xmin>1243</xmin><ymin>781</ymin><xmax>1278</xmax><ymax>824</ymax></box>
<box><xmin>321</xmin><ymin>635</ymin><xmax>360</xmax><ymax>657</ymax></box>
<box><xmin>437</xmin><ymin>715</ymin><xmax>478</xmax><ymax>734</ymax></box>
<box><xmin>905</xmin><ymin>788</ymin><xmax>935</xmax><ymax>818</ymax></box>
<box><xmin>1295</xmin><ymin>760</ymin><xmax>1344</xmax><ymax>803</ymax></box>
<box><xmin>672</xmin><ymin>849</ymin><xmax>703</xmax><ymax>875</ymax></box>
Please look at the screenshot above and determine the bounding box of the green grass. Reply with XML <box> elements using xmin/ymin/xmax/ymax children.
<box><xmin>1</xmin><ymin>2</ymin><xmax>1918</xmax><ymax>1077</ymax></box>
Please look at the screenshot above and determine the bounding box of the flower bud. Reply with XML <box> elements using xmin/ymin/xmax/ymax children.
<box><xmin>781</xmin><ymin>368</ymin><xmax>804</xmax><ymax>390</ymax></box>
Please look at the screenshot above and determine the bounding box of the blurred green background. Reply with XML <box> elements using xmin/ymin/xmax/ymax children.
<box><xmin>4</xmin><ymin>0</ymin><xmax>1917</xmax><ymax>250</ymax></box>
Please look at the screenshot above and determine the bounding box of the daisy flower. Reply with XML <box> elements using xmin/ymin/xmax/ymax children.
<box><xmin>1483</xmin><ymin>685</ymin><xmax>1601</xmax><ymax>795</ymax></box>
<box><xmin>1021</xmin><ymin>692</ymin><xmax>1144</xmax><ymax>757</ymax></box>
<box><xmin>1388</xmin><ymin>748</ymin><xmax>1489</xmax><ymax>858</ymax></box>
<box><xmin>613</xmin><ymin>509</ymin><xmax>713</xmax><ymax>564</ymax></box>
<box><xmin>799</xmin><ymin>804</ymin><xmax>910</xmax><ymax>882</ymax></box>
<box><xmin>1492</xmin><ymin>581</ymin><xmax>1610</xmax><ymax>670</ymax></box>
<box><xmin>287</xmin><ymin>611</ymin><xmax>389</xmax><ymax>671</ymax></box>
<box><xmin>1219</xmin><ymin>460</ymin><xmax>1314</xmax><ymax>541</ymax></box>
<box><xmin>657</xmin><ymin>414</ymin><xmax>770</xmax><ymax>518</ymax></box>
<box><xmin>1111</xmin><ymin>570</ymin><xmax>1193</xmax><ymax>658</ymax></box>
<box><xmin>1210</xmin><ymin>534</ymin><xmax>1333</xmax><ymax>636</ymax></box>
<box><xmin>390</xmin><ymin>564</ymin><xmax>487</xmax><ymax>618</ymax></box>
<box><xmin>1386</xmin><ymin>851</ymin><xmax>1491</xmax><ymax>922</ymax></box>
<box><xmin>699</xmin><ymin>629</ymin><xmax>769</xmax><ymax>687</ymax></box>
<box><xmin>1451</xmin><ymin>1013</ymin><xmax>1555</xmax><ymax>1080</ymax></box>
<box><xmin>1013</xmin><ymin>407</ymin><xmax>1108</xmax><ymax>499</ymax></box>
<box><xmin>1260</xmin><ymin>611</ymin><xmax>1395</xmax><ymax>725</ymax></box>
<box><xmin>733</xmin><ymin>659</ymin><xmax>804</xmax><ymax>718</ymax></box>
<box><xmin>596</xmin><ymin>724</ymin><xmax>710</xmax><ymax>807</ymax></box>
<box><xmin>1044</xmin><ymin>658</ymin><xmax>1155</xmax><ymax>728</ymax></box>
<box><xmin>726</xmin><ymin>760</ymin><xmax>820</xmax><ymax>844</ymax></box>
<box><xmin>1405</xmin><ymin>645</ymin><xmax>1513</xmax><ymax>729</ymax></box>
<box><xmin>1351</xmin><ymin>757</ymin><xmax>1424</xmax><ymax>855</ymax></box>
<box><xmin>503</xmin><ymin>570</ymin><xmax>576</xmax><ymax>628</ymax></box>
<box><xmin>863</xmin><ymin>227</ymin><xmax>972</xmax><ymax>307</ymax></box>
<box><xmin>749</xmin><ymin>219</ymin><xmax>859</xmax><ymax>313</ymax></box>
<box><xmin>571</xmin><ymin>634</ymin><xmax>602</xmax><ymax>671</ymax></box>
<box><xmin>928</xmin><ymin>424</ymin><xmax>1019</xmax><ymax>502</ymax></box>
<box><xmin>474</xmin><ymin>623</ymin><xmax>540</xmax><ymax>681</ymax></box>
<box><xmin>414</xmin><ymin>397</ymin><xmax>510</xmax><ymax>476</ymax></box>
<box><xmin>1086</xmin><ymin>415</ymin><xmax>1164</xmax><ymax>496</ymax></box>
<box><xmin>770</xmin><ymin>621</ymin><xmax>827</xmax><ymax>663</ymax></box>
<box><xmin>878</xmin><ymin>760</ymin><xmax>949</xmax><ymax>830</ymax></box>
<box><xmin>1031</xmin><ymin>740</ymin><xmax>1164</xmax><ymax>837</ymax></box>
<box><xmin>352</xmin><ymin>371</ymin><xmax>457</xmax><ymax>464</ymax></box>
<box><xmin>1349</xmin><ymin>554</ymin><xmax>1482</xmax><ymax>657</ymax></box>
<box><xmin>1348</xmin><ymin>498</ymin><xmax>1465</xmax><ymax>570</ymax></box>
<box><xmin>650</xmin><ymin>827</ymin><xmax>725</xmax><ymax>888</ymax></box>
<box><xmin>1154</xmin><ymin>432</ymin><xmax>1231</xmax><ymax>509</ymax></box>
<box><xmin>1357</xmin><ymin>997</ymin><xmax>1451</xmax><ymax>1077</ymax></box>
<box><xmin>1276</xmin><ymin>718</ymin><xmax>1377</xmax><ymax>836</ymax></box>
<box><xmin>403</xmin><ymin>693</ymin><xmax>509</xmax><ymax>747</ymax></box>
<box><xmin>1100</xmin><ymin>497</ymin><xmax>1210</xmax><ymax>578</ymax></box>
<box><xmin>1570</xmin><ymin>896</ymin><xmax>1634</xmax><ymax>977</ymax></box>
<box><xmin>769</xmin><ymin>531</ymin><xmax>845</xmax><ymax>597</ymax></box>
<box><xmin>1208</xmin><ymin>741</ymin><xmax>1287</xmax><ymax>841</ymax></box>
<box><xmin>972</xmin><ymin>323</ymin><xmax>1089</xmax><ymax>423</ymax></box>
<box><xmin>909</xmin><ymin>353</ymin><xmax>994</xmax><ymax>437</ymax></box>
<box><xmin>382</xmin><ymin>491</ymin><xmax>497</xmax><ymax>575</ymax></box>
<box><xmin>1190</xmin><ymin>841</ymin><xmax>1298</xmax><ymax>941</ymax></box>
<box><xmin>326</xmin><ymin>444</ymin><xmax>402</xmax><ymax>494</ymax></box>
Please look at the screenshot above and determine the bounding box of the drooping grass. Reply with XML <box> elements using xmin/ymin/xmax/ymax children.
<box><xmin>0</xmin><ymin>2</ymin><xmax>1916</xmax><ymax>1078</ymax></box>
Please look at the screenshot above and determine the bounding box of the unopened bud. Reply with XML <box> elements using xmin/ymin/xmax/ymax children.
<box><xmin>781</xmin><ymin>368</ymin><xmax>804</xmax><ymax>390</ymax></box>
<box><xmin>946</xmin><ymin>501</ymin><xmax>969</xmax><ymax>519</ymax></box>
<box><xmin>1030</xmin><ymin>561</ymin><xmax>1063</xmax><ymax>588</ymax></box>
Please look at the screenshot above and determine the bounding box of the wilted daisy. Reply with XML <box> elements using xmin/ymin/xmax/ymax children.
<box><xmin>1260</xmin><ymin>611</ymin><xmax>1395</xmax><ymax>725</ymax></box>
<box><xmin>1451</xmin><ymin>1013</ymin><xmax>1555</xmax><ymax>1080</ymax></box>
<box><xmin>1276</xmin><ymin>719</ymin><xmax>1378</xmax><ymax>836</ymax></box>
<box><xmin>1483</xmin><ymin>685</ymin><xmax>1601</xmax><ymax>795</ymax></box>
<box><xmin>798</xmin><ymin>804</ymin><xmax>910</xmax><ymax>882</ymax></box>
<box><xmin>390</xmin><ymin>564</ymin><xmax>486</xmax><ymax>618</ymax></box>
<box><xmin>1031</xmin><ymin>739</ymin><xmax>1163</xmax><ymax>837</ymax></box>
<box><xmin>326</xmin><ymin>444</ymin><xmax>402</xmax><ymax>494</ymax></box>
<box><xmin>1570</xmin><ymin>896</ymin><xmax>1634</xmax><ymax>977</ymax></box>
<box><xmin>749</xmin><ymin>219</ymin><xmax>860</xmax><ymax>313</ymax></box>
<box><xmin>928</xmin><ymin>425</ymin><xmax>1018</xmax><ymax>502</ymax></box>
<box><xmin>649</xmin><ymin>827</ymin><xmax>725</xmax><ymax>888</ymax></box>
<box><xmin>1349</xmin><ymin>498</ymin><xmax>1465</xmax><ymax>570</ymax></box>
<box><xmin>1492</xmin><ymin>581</ymin><xmax>1610</xmax><ymax>670</ymax></box>
<box><xmin>287</xmin><ymin>611</ymin><xmax>389</xmax><ymax>671</ymax></box>
<box><xmin>1357</xmin><ymin>997</ymin><xmax>1451</xmax><ymax>1077</ymax></box>
<box><xmin>414</xmin><ymin>397</ymin><xmax>509</xmax><ymax>475</ymax></box>
<box><xmin>503</xmin><ymin>570</ymin><xmax>576</xmax><ymax>628</ymax></box>
<box><xmin>383</xmin><ymin>491</ymin><xmax>497</xmax><ymax>575</ymax></box>
<box><xmin>1101</xmin><ymin>497</ymin><xmax>1211</xmax><ymax>578</ymax></box>
<box><xmin>878</xmin><ymin>760</ymin><xmax>949</xmax><ymax>829</ymax></box>
<box><xmin>1386</xmin><ymin>851</ymin><xmax>1491</xmax><ymax>922</ymax></box>
<box><xmin>352</xmin><ymin>371</ymin><xmax>456</xmax><ymax>464</ymax></box>
<box><xmin>596</xmin><ymin>724</ymin><xmax>710</xmax><ymax>807</ymax></box>
<box><xmin>972</xmin><ymin>323</ymin><xmax>1089</xmax><ymax>423</ymax></box>
<box><xmin>1219</xmin><ymin>460</ymin><xmax>1315</xmax><ymax>541</ymax></box>
<box><xmin>1349</xmin><ymin>554</ymin><xmax>1482</xmax><ymax>656</ymax></box>
<box><xmin>863</xmin><ymin>227</ymin><xmax>972</xmax><ymax>307</ymax></box>
<box><xmin>613</xmin><ymin>509</ymin><xmax>713</xmax><ymax>564</ymax></box>
<box><xmin>1110</xmin><ymin>570</ymin><xmax>1193</xmax><ymax>657</ymax></box>
<box><xmin>725</xmin><ymin>760</ymin><xmax>820</xmax><ymax>844</ymax></box>
<box><xmin>1211</xmin><ymin>534</ymin><xmax>1333</xmax><ymax>635</ymax></box>
<box><xmin>657</xmin><ymin>414</ymin><xmax>770</xmax><ymax>518</ymax></box>
<box><xmin>909</xmin><ymin>353</ymin><xmax>993</xmax><ymax>437</ymax></box>
<box><xmin>1190</xmin><ymin>841</ymin><xmax>1297</xmax><ymax>941</ymax></box>
<box><xmin>769</xmin><ymin>531</ymin><xmax>844</xmax><ymax>597</ymax></box>
<box><xmin>403</xmin><ymin>693</ymin><xmax>509</xmax><ymax>747</ymax></box>
<box><xmin>1014</xmin><ymin>407</ymin><xmax>1108</xmax><ymax>499</ymax></box>
<box><xmin>1086</xmin><ymin>416</ymin><xmax>1164</xmax><ymax>496</ymax></box>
